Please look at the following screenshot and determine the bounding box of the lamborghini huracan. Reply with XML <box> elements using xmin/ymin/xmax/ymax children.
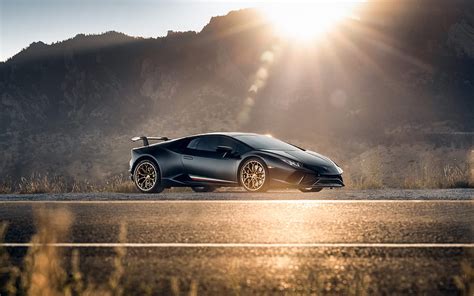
<box><xmin>129</xmin><ymin>132</ymin><xmax>344</xmax><ymax>193</ymax></box>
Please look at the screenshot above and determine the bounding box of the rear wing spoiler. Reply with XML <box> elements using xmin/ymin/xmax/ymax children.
<box><xmin>131</xmin><ymin>136</ymin><xmax>170</xmax><ymax>146</ymax></box>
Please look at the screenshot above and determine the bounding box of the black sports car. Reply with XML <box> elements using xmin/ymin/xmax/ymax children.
<box><xmin>129</xmin><ymin>132</ymin><xmax>344</xmax><ymax>193</ymax></box>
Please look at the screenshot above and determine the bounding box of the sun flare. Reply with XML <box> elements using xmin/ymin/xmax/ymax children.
<box><xmin>261</xmin><ymin>1</ymin><xmax>366</xmax><ymax>40</ymax></box>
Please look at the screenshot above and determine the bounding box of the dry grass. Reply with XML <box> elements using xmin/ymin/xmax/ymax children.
<box><xmin>0</xmin><ymin>179</ymin><xmax>14</xmax><ymax>194</ymax></box>
<box><xmin>453</xmin><ymin>251</ymin><xmax>474</xmax><ymax>296</ymax></box>
<box><xmin>0</xmin><ymin>222</ymin><xmax>20</xmax><ymax>295</ymax></box>
<box><xmin>403</xmin><ymin>163</ymin><xmax>471</xmax><ymax>189</ymax></box>
<box><xmin>0</xmin><ymin>208</ymin><xmax>202</xmax><ymax>295</ymax></box>
<box><xmin>18</xmin><ymin>174</ymin><xmax>70</xmax><ymax>194</ymax></box>
<box><xmin>23</xmin><ymin>208</ymin><xmax>72</xmax><ymax>296</ymax></box>
<box><xmin>108</xmin><ymin>223</ymin><xmax>127</xmax><ymax>296</ymax></box>
<box><xmin>0</xmin><ymin>174</ymin><xmax>138</xmax><ymax>194</ymax></box>
<box><xmin>20</xmin><ymin>208</ymin><xmax>128</xmax><ymax>296</ymax></box>
<box><xmin>342</xmin><ymin>145</ymin><xmax>473</xmax><ymax>189</ymax></box>
<box><xmin>0</xmin><ymin>174</ymin><xmax>194</xmax><ymax>194</ymax></box>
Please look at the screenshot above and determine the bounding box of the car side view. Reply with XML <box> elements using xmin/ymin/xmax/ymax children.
<box><xmin>129</xmin><ymin>132</ymin><xmax>344</xmax><ymax>193</ymax></box>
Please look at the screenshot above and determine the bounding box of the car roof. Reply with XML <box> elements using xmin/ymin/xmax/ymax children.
<box><xmin>149</xmin><ymin>132</ymin><xmax>260</xmax><ymax>147</ymax></box>
<box><xmin>194</xmin><ymin>132</ymin><xmax>259</xmax><ymax>137</ymax></box>
<box><xmin>134</xmin><ymin>132</ymin><xmax>267</xmax><ymax>150</ymax></box>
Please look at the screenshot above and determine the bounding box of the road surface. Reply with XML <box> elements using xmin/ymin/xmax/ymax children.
<box><xmin>0</xmin><ymin>189</ymin><xmax>473</xmax><ymax>294</ymax></box>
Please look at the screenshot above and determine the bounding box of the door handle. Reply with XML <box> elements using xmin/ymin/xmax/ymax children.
<box><xmin>183</xmin><ymin>155</ymin><xmax>193</xmax><ymax>160</ymax></box>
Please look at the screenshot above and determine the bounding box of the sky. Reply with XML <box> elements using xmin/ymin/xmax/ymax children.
<box><xmin>0</xmin><ymin>0</ymin><xmax>259</xmax><ymax>62</ymax></box>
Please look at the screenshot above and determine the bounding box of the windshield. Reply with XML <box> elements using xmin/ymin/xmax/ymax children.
<box><xmin>235</xmin><ymin>135</ymin><xmax>300</xmax><ymax>151</ymax></box>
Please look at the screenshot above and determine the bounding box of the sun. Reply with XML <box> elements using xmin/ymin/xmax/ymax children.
<box><xmin>260</xmin><ymin>1</ymin><xmax>365</xmax><ymax>40</ymax></box>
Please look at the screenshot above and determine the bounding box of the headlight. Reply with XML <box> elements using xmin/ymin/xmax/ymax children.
<box><xmin>336</xmin><ymin>166</ymin><xmax>344</xmax><ymax>174</ymax></box>
<box><xmin>282</xmin><ymin>158</ymin><xmax>303</xmax><ymax>168</ymax></box>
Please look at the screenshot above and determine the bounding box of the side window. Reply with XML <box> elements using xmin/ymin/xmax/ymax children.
<box><xmin>186</xmin><ymin>138</ymin><xmax>200</xmax><ymax>150</ymax></box>
<box><xmin>232</xmin><ymin>140</ymin><xmax>251</xmax><ymax>155</ymax></box>
<box><xmin>220</xmin><ymin>137</ymin><xmax>251</xmax><ymax>154</ymax></box>
<box><xmin>196</xmin><ymin>136</ymin><xmax>220</xmax><ymax>152</ymax></box>
<box><xmin>183</xmin><ymin>135</ymin><xmax>251</xmax><ymax>155</ymax></box>
<box><xmin>216</xmin><ymin>136</ymin><xmax>237</xmax><ymax>151</ymax></box>
<box><xmin>202</xmin><ymin>136</ymin><xmax>251</xmax><ymax>154</ymax></box>
<box><xmin>167</xmin><ymin>138</ymin><xmax>191</xmax><ymax>153</ymax></box>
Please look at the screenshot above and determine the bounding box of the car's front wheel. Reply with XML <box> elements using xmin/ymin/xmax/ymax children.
<box><xmin>299</xmin><ymin>187</ymin><xmax>323</xmax><ymax>193</ymax></box>
<box><xmin>240</xmin><ymin>158</ymin><xmax>269</xmax><ymax>192</ymax></box>
<box><xmin>133</xmin><ymin>159</ymin><xmax>164</xmax><ymax>193</ymax></box>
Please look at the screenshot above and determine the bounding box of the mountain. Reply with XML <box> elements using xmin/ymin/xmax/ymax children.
<box><xmin>0</xmin><ymin>2</ymin><xmax>473</xmax><ymax>188</ymax></box>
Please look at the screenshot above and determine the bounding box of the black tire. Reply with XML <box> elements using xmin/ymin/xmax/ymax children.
<box><xmin>239</xmin><ymin>157</ymin><xmax>269</xmax><ymax>192</ymax></box>
<box><xmin>191</xmin><ymin>186</ymin><xmax>216</xmax><ymax>193</ymax></box>
<box><xmin>298</xmin><ymin>187</ymin><xmax>323</xmax><ymax>193</ymax></box>
<box><xmin>133</xmin><ymin>159</ymin><xmax>164</xmax><ymax>193</ymax></box>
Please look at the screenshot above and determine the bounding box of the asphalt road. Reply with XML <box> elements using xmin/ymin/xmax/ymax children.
<box><xmin>0</xmin><ymin>190</ymin><xmax>473</xmax><ymax>295</ymax></box>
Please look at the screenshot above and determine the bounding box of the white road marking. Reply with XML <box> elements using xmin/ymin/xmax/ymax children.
<box><xmin>0</xmin><ymin>200</ymin><xmax>472</xmax><ymax>204</ymax></box>
<box><xmin>1</xmin><ymin>242</ymin><xmax>473</xmax><ymax>248</ymax></box>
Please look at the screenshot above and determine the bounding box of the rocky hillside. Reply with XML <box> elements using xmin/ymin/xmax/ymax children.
<box><xmin>0</xmin><ymin>1</ymin><xmax>473</xmax><ymax>187</ymax></box>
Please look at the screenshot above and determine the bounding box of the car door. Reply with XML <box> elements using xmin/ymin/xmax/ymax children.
<box><xmin>182</xmin><ymin>135</ymin><xmax>242</xmax><ymax>184</ymax></box>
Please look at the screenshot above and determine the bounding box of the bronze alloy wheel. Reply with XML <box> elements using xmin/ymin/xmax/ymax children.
<box><xmin>240</xmin><ymin>159</ymin><xmax>268</xmax><ymax>192</ymax></box>
<box><xmin>133</xmin><ymin>160</ymin><xmax>163</xmax><ymax>193</ymax></box>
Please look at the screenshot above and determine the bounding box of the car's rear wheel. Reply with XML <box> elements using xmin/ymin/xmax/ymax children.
<box><xmin>133</xmin><ymin>159</ymin><xmax>164</xmax><ymax>193</ymax></box>
<box><xmin>191</xmin><ymin>186</ymin><xmax>216</xmax><ymax>193</ymax></box>
<box><xmin>240</xmin><ymin>158</ymin><xmax>269</xmax><ymax>192</ymax></box>
<box><xmin>299</xmin><ymin>187</ymin><xmax>323</xmax><ymax>193</ymax></box>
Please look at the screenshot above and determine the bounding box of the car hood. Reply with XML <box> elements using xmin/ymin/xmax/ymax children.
<box><xmin>262</xmin><ymin>149</ymin><xmax>341</xmax><ymax>174</ymax></box>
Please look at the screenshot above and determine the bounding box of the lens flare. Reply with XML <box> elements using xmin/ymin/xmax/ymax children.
<box><xmin>261</xmin><ymin>1</ymin><xmax>366</xmax><ymax>41</ymax></box>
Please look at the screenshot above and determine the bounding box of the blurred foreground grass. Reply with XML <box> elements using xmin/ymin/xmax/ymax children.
<box><xmin>0</xmin><ymin>208</ymin><xmax>473</xmax><ymax>295</ymax></box>
<box><xmin>0</xmin><ymin>208</ymin><xmax>199</xmax><ymax>296</ymax></box>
